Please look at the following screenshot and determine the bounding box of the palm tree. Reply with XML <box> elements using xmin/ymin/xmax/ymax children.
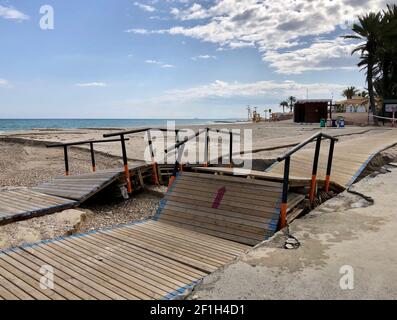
<box><xmin>377</xmin><ymin>5</ymin><xmax>397</xmax><ymax>99</ymax></box>
<box><xmin>344</xmin><ymin>12</ymin><xmax>383</xmax><ymax>123</ymax></box>
<box><xmin>280</xmin><ymin>101</ymin><xmax>289</xmax><ymax>113</ymax></box>
<box><xmin>287</xmin><ymin>96</ymin><xmax>296</xmax><ymax>113</ymax></box>
<box><xmin>360</xmin><ymin>90</ymin><xmax>369</xmax><ymax>98</ymax></box>
<box><xmin>342</xmin><ymin>86</ymin><xmax>359</xmax><ymax>99</ymax></box>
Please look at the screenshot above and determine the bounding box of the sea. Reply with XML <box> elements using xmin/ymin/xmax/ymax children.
<box><xmin>0</xmin><ymin>119</ymin><xmax>243</xmax><ymax>132</ymax></box>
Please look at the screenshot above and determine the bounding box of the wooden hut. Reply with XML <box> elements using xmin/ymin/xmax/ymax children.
<box><xmin>294</xmin><ymin>99</ymin><xmax>331</xmax><ymax>123</ymax></box>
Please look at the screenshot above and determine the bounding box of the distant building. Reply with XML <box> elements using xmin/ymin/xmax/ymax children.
<box><xmin>336</xmin><ymin>96</ymin><xmax>369</xmax><ymax>113</ymax></box>
<box><xmin>294</xmin><ymin>99</ymin><xmax>331</xmax><ymax>123</ymax></box>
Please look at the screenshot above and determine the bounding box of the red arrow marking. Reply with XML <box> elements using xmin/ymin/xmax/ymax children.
<box><xmin>212</xmin><ymin>187</ymin><xmax>226</xmax><ymax>209</ymax></box>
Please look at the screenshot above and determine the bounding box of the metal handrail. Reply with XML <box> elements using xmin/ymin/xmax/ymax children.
<box><xmin>164</xmin><ymin>129</ymin><xmax>206</xmax><ymax>154</ymax></box>
<box><xmin>277</xmin><ymin>132</ymin><xmax>338</xmax><ymax>229</ymax></box>
<box><xmin>47</xmin><ymin>138</ymin><xmax>129</xmax><ymax>176</ymax></box>
<box><xmin>277</xmin><ymin>132</ymin><xmax>338</xmax><ymax>162</ymax></box>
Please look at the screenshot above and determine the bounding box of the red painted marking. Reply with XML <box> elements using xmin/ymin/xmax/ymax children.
<box><xmin>212</xmin><ymin>187</ymin><xmax>226</xmax><ymax>209</ymax></box>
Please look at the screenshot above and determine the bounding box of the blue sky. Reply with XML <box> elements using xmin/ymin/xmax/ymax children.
<box><xmin>0</xmin><ymin>0</ymin><xmax>391</xmax><ymax>119</ymax></box>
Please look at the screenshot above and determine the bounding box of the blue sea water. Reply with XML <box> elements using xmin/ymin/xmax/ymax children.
<box><xmin>0</xmin><ymin>119</ymin><xmax>239</xmax><ymax>132</ymax></box>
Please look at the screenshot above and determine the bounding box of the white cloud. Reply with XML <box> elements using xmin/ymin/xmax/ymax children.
<box><xmin>75</xmin><ymin>82</ymin><xmax>108</xmax><ymax>87</ymax></box>
<box><xmin>125</xmin><ymin>28</ymin><xmax>152</xmax><ymax>34</ymax></box>
<box><xmin>130</xmin><ymin>0</ymin><xmax>389</xmax><ymax>74</ymax></box>
<box><xmin>263</xmin><ymin>38</ymin><xmax>359</xmax><ymax>74</ymax></box>
<box><xmin>122</xmin><ymin>80</ymin><xmax>346</xmax><ymax>106</ymax></box>
<box><xmin>0</xmin><ymin>79</ymin><xmax>11</xmax><ymax>88</ymax></box>
<box><xmin>134</xmin><ymin>2</ymin><xmax>156</xmax><ymax>12</ymax></box>
<box><xmin>0</xmin><ymin>5</ymin><xmax>29</xmax><ymax>21</ymax></box>
<box><xmin>192</xmin><ymin>54</ymin><xmax>217</xmax><ymax>61</ymax></box>
<box><xmin>145</xmin><ymin>60</ymin><xmax>175</xmax><ymax>68</ymax></box>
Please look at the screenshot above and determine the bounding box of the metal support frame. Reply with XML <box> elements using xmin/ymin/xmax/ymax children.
<box><xmin>63</xmin><ymin>146</ymin><xmax>69</xmax><ymax>176</ymax></box>
<box><xmin>147</xmin><ymin>130</ymin><xmax>160</xmax><ymax>185</ymax></box>
<box><xmin>204</xmin><ymin>128</ymin><xmax>209</xmax><ymax>167</ymax></box>
<box><xmin>276</xmin><ymin>132</ymin><xmax>338</xmax><ymax>229</ymax></box>
<box><xmin>48</xmin><ymin>137</ymin><xmax>128</xmax><ymax>176</ymax></box>
<box><xmin>280</xmin><ymin>156</ymin><xmax>290</xmax><ymax>229</ymax></box>
<box><xmin>120</xmin><ymin>134</ymin><xmax>132</xmax><ymax>193</ymax></box>
<box><xmin>309</xmin><ymin>136</ymin><xmax>322</xmax><ymax>203</ymax></box>
<box><xmin>167</xmin><ymin>144</ymin><xmax>186</xmax><ymax>190</ymax></box>
<box><xmin>325</xmin><ymin>139</ymin><xmax>335</xmax><ymax>192</ymax></box>
<box><xmin>89</xmin><ymin>142</ymin><xmax>96</xmax><ymax>172</ymax></box>
<box><xmin>229</xmin><ymin>131</ymin><xmax>233</xmax><ymax>168</ymax></box>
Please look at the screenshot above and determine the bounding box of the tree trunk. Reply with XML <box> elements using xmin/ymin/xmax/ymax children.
<box><xmin>367</xmin><ymin>58</ymin><xmax>378</xmax><ymax>125</ymax></box>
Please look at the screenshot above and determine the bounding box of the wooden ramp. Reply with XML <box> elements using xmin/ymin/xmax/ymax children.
<box><xmin>264</xmin><ymin>130</ymin><xmax>397</xmax><ymax>188</ymax></box>
<box><xmin>32</xmin><ymin>169</ymin><xmax>124</xmax><ymax>201</ymax></box>
<box><xmin>154</xmin><ymin>172</ymin><xmax>286</xmax><ymax>246</ymax></box>
<box><xmin>0</xmin><ymin>163</ymin><xmax>149</xmax><ymax>225</ymax></box>
<box><xmin>0</xmin><ymin>189</ymin><xmax>77</xmax><ymax>225</ymax></box>
<box><xmin>0</xmin><ymin>220</ymin><xmax>249</xmax><ymax>300</ymax></box>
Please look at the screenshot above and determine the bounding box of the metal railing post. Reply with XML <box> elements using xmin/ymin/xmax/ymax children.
<box><xmin>309</xmin><ymin>135</ymin><xmax>322</xmax><ymax>203</ymax></box>
<box><xmin>176</xmin><ymin>130</ymin><xmax>184</xmax><ymax>172</ymax></box>
<box><xmin>147</xmin><ymin>130</ymin><xmax>160</xmax><ymax>185</ymax></box>
<box><xmin>204</xmin><ymin>128</ymin><xmax>209</xmax><ymax>167</ymax></box>
<box><xmin>280</xmin><ymin>156</ymin><xmax>290</xmax><ymax>229</ymax></box>
<box><xmin>120</xmin><ymin>134</ymin><xmax>132</xmax><ymax>193</ymax></box>
<box><xmin>167</xmin><ymin>144</ymin><xmax>185</xmax><ymax>190</ymax></box>
<box><xmin>229</xmin><ymin>131</ymin><xmax>233</xmax><ymax>168</ymax></box>
<box><xmin>325</xmin><ymin>139</ymin><xmax>335</xmax><ymax>193</ymax></box>
<box><xmin>90</xmin><ymin>142</ymin><xmax>96</xmax><ymax>172</ymax></box>
<box><xmin>63</xmin><ymin>146</ymin><xmax>70</xmax><ymax>176</ymax></box>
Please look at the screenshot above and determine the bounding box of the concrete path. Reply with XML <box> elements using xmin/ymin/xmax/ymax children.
<box><xmin>190</xmin><ymin>167</ymin><xmax>397</xmax><ymax>300</ymax></box>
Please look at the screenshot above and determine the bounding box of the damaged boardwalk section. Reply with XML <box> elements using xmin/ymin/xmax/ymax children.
<box><xmin>1</xmin><ymin>129</ymin><xmax>397</xmax><ymax>300</ymax></box>
<box><xmin>0</xmin><ymin>173</ymin><xmax>273</xmax><ymax>300</ymax></box>
<box><xmin>0</xmin><ymin>164</ymin><xmax>149</xmax><ymax>225</ymax></box>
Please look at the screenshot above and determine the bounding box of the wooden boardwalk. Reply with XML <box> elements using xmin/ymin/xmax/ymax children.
<box><xmin>265</xmin><ymin>130</ymin><xmax>397</xmax><ymax>188</ymax></box>
<box><xmin>0</xmin><ymin>189</ymin><xmax>76</xmax><ymax>225</ymax></box>
<box><xmin>0</xmin><ymin>163</ymin><xmax>149</xmax><ymax>225</ymax></box>
<box><xmin>0</xmin><ymin>220</ymin><xmax>249</xmax><ymax>300</ymax></box>
<box><xmin>194</xmin><ymin>130</ymin><xmax>397</xmax><ymax>190</ymax></box>
<box><xmin>0</xmin><ymin>171</ymin><xmax>286</xmax><ymax>300</ymax></box>
<box><xmin>154</xmin><ymin>172</ymin><xmax>295</xmax><ymax>245</ymax></box>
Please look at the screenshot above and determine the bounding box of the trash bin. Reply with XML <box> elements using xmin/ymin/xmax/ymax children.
<box><xmin>332</xmin><ymin>119</ymin><xmax>337</xmax><ymax>127</ymax></box>
<box><xmin>320</xmin><ymin>119</ymin><xmax>326</xmax><ymax>128</ymax></box>
<box><xmin>338</xmin><ymin>118</ymin><xmax>345</xmax><ymax>128</ymax></box>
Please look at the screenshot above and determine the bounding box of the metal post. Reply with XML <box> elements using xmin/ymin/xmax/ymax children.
<box><xmin>63</xmin><ymin>146</ymin><xmax>69</xmax><ymax>176</ymax></box>
<box><xmin>90</xmin><ymin>142</ymin><xmax>96</xmax><ymax>172</ymax></box>
<box><xmin>168</xmin><ymin>144</ymin><xmax>185</xmax><ymax>190</ymax></box>
<box><xmin>204</xmin><ymin>128</ymin><xmax>209</xmax><ymax>167</ymax></box>
<box><xmin>309</xmin><ymin>135</ymin><xmax>322</xmax><ymax>203</ymax></box>
<box><xmin>176</xmin><ymin>130</ymin><xmax>184</xmax><ymax>172</ymax></box>
<box><xmin>120</xmin><ymin>134</ymin><xmax>132</xmax><ymax>193</ymax></box>
<box><xmin>147</xmin><ymin>130</ymin><xmax>159</xmax><ymax>185</ymax></box>
<box><xmin>325</xmin><ymin>139</ymin><xmax>335</xmax><ymax>193</ymax></box>
<box><xmin>229</xmin><ymin>131</ymin><xmax>233</xmax><ymax>168</ymax></box>
<box><xmin>280</xmin><ymin>156</ymin><xmax>290</xmax><ymax>229</ymax></box>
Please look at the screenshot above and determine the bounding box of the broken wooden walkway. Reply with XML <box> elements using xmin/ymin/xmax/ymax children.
<box><xmin>1</xmin><ymin>172</ymin><xmax>289</xmax><ymax>300</ymax></box>
<box><xmin>0</xmin><ymin>163</ymin><xmax>149</xmax><ymax>225</ymax></box>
